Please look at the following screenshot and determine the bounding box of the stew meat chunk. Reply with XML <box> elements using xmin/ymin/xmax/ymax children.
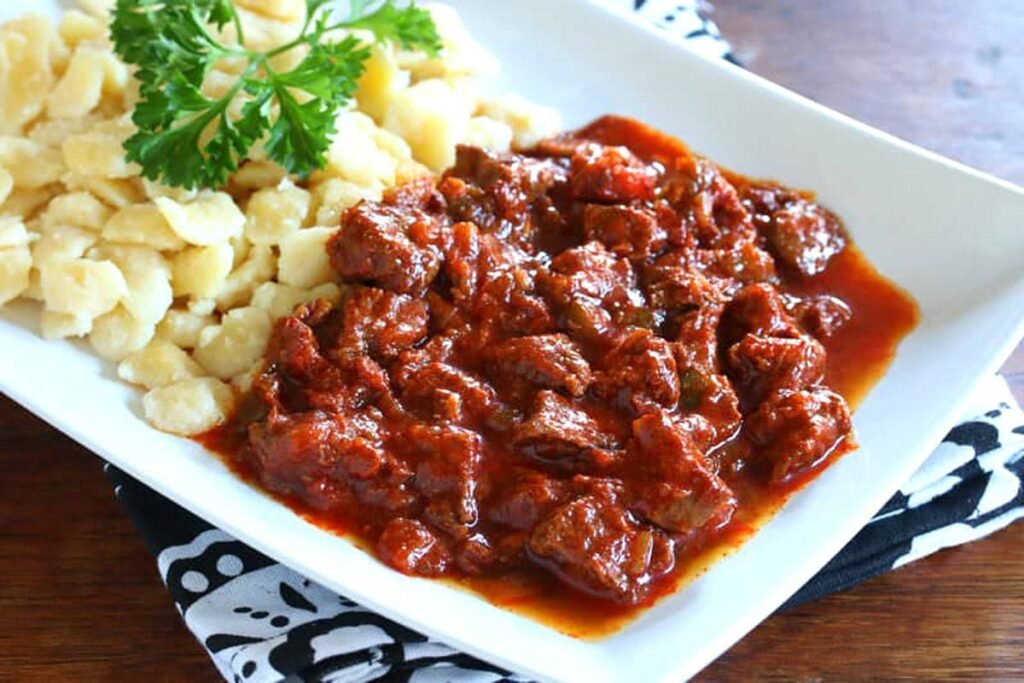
<box><xmin>327</xmin><ymin>202</ymin><xmax>441</xmax><ymax>295</ymax></box>
<box><xmin>528</xmin><ymin>478</ymin><xmax>675</xmax><ymax>603</ymax></box>
<box><xmin>488</xmin><ymin>333</ymin><xmax>593</xmax><ymax>398</ymax></box>
<box><xmin>513</xmin><ymin>390</ymin><xmax>620</xmax><ymax>470</ymax></box>
<box><xmin>230</xmin><ymin>116</ymin><xmax>858</xmax><ymax>608</ymax></box>
<box><xmin>746</xmin><ymin>387</ymin><xmax>852</xmax><ymax>483</ymax></box>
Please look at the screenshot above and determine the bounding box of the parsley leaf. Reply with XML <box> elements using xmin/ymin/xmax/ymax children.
<box><xmin>345</xmin><ymin>1</ymin><xmax>442</xmax><ymax>55</ymax></box>
<box><xmin>111</xmin><ymin>0</ymin><xmax>441</xmax><ymax>189</ymax></box>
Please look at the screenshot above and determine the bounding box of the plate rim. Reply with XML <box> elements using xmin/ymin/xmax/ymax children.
<box><xmin>1</xmin><ymin>1</ymin><xmax>1023</xmax><ymax>681</ymax></box>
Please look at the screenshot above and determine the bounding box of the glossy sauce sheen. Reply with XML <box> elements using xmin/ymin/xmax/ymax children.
<box><xmin>199</xmin><ymin>116</ymin><xmax>918</xmax><ymax>638</ymax></box>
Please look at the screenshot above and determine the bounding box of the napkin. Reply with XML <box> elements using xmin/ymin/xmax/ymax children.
<box><xmin>103</xmin><ymin>3</ymin><xmax>1024</xmax><ymax>681</ymax></box>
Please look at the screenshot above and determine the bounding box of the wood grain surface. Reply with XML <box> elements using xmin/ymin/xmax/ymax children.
<box><xmin>1</xmin><ymin>1</ymin><xmax>1022</xmax><ymax>681</ymax></box>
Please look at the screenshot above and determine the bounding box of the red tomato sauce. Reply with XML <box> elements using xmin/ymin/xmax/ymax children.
<box><xmin>198</xmin><ymin>116</ymin><xmax>918</xmax><ymax>638</ymax></box>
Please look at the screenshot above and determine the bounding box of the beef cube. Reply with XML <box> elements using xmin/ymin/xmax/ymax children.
<box><xmin>454</xmin><ymin>534</ymin><xmax>498</xmax><ymax>574</ymax></box>
<box><xmin>743</xmin><ymin>185</ymin><xmax>845</xmax><ymax>276</ymax></box>
<box><xmin>249</xmin><ymin>412</ymin><xmax>375</xmax><ymax>489</ymax></box>
<box><xmin>302</xmin><ymin>351</ymin><xmax>394</xmax><ymax>416</ymax></box>
<box><xmin>593</xmin><ymin>329</ymin><xmax>680</xmax><ymax>413</ymax></box>
<box><xmin>392</xmin><ymin>332</ymin><xmax>457</xmax><ymax>377</ymax></box>
<box><xmin>741</xmin><ymin>183</ymin><xmax>795</xmax><ymax>223</ymax></box>
<box><xmin>639</xmin><ymin>481</ymin><xmax>737</xmax><ymax>538</ymax></box>
<box><xmin>328</xmin><ymin>202</ymin><xmax>441</xmax><ymax>295</ymax></box>
<box><xmin>548</xmin><ymin>241</ymin><xmax>651</xmax><ymax>335</ymax></box>
<box><xmin>793</xmin><ymin>294</ymin><xmax>853</xmax><ymax>339</ymax></box>
<box><xmin>473</xmin><ymin>265</ymin><xmax>555</xmax><ymax>336</ymax></box>
<box><xmin>489</xmin><ymin>334</ymin><xmax>592</xmax><ymax>397</ymax></box>
<box><xmin>701</xmin><ymin>241</ymin><xmax>778</xmax><ymax>286</ymax></box>
<box><xmin>746</xmin><ymin>387</ymin><xmax>853</xmax><ymax>483</ymax></box>
<box><xmin>264</xmin><ymin>316</ymin><xmax>321</xmax><ymax>378</ymax></box>
<box><xmin>337</xmin><ymin>286</ymin><xmax>429</xmax><ymax>360</ymax></box>
<box><xmin>382</xmin><ymin>175</ymin><xmax>444</xmax><ymax>211</ymax></box>
<box><xmin>570</xmin><ymin>143</ymin><xmax>659</xmax><ymax>203</ymax></box>
<box><xmin>673</xmin><ymin>302</ymin><xmax>723</xmax><ymax>374</ymax></box>
<box><xmin>459</xmin><ymin>235</ymin><xmax>555</xmax><ymax>336</ymax></box>
<box><xmin>258</xmin><ymin>306</ymin><xmax>396</xmax><ymax>415</ymax></box>
<box><xmin>644</xmin><ymin>266</ymin><xmax>721</xmax><ymax>314</ymax></box>
<box><xmin>396</xmin><ymin>361</ymin><xmax>500</xmax><ymax>425</ymax></box>
<box><xmin>262</xmin><ymin>300</ymin><xmax>336</xmax><ymax>380</ymax></box>
<box><xmin>249</xmin><ymin>411</ymin><xmax>410</xmax><ymax>512</ymax></box>
<box><xmin>629</xmin><ymin>411</ymin><xmax>737</xmax><ymax>534</ymax></box>
<box><xmin>488</xmin><ymin>470</ymin><xmax>568</xmax><ymax>531</ymax></box>
<box><xmin>685</xmin><ymin>159</ymin><xmax>755</xmax><ymax>248</ymax></box>
<box><xmin>765</xmin><ymin>200</ymin><xmax>846</xmax><ymax>276</ymax></box>
<box><xmin>377</xmin><ymin>518</ymin><xmax>450</xmax><ymax>576</ymax></box>
<box><xmin>743</xmin><ymin>183</ymin><xmax>837</xmax><ymax>226</ymax></box>
<box><xmin>410</xmin><ymin>423</ymin><xmax>482</xmax><ymax>496</ymax></box>
<box><xmin>676</xmin><ymin>366</ymin><xmax>742</xmax><ymax>448</ymax></box>
<box><xmin>527</xmin><ymin>484</ymin><xmax>674</xmax><ymax>604</ymax></box>
<box><xmin>441</xmin><ymin>147</ymin><xmax>567</xmax><ymax>246</ymax></box>
<box><xmin>671</xmin><ymin>412</ymin><xmax>721</xmax><ymax>454</ymax></box>
<box><xmin>727</xmin><ymin>333</ymin><xmax>826</xmax><ymax>408</ymax></box>
<box><xmin>513</xmin><ymin>390</ymin><xmax>619</xmax><ymax>471</ymax></box>
<box><xmin>543</xmin><ymin>241</ymin><xmax>642</xmax><ymax>306</ymax></box>
<box><xmin>581</xmin><ymin>204</ymin><xmax>668</xmax><ymax>260</ymax></box>
<box><xmin>541</xmin><ymin>242</ymin><xmax>648</xmax><ymax>342</ymax></box>
<box><xmin>409</xmin><ymin>423</ymin><xmax>483</xmax><ymax>536</ymax></box>
<box><xmin>348</xmin><ymin>460</ymin><xmax>420</xmax><ymax>513</ymax></box>
<box><xmin>721</xmin><ymin>283</ymin><xmax>801</xmax><ymax>346</ymax></box>
<box><xmin>452</xmin><ymin>145</ymin><xmax>567</xmax><ymax>207</ymax></box>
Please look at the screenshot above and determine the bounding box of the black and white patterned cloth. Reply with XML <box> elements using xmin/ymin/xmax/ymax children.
<box><xmin>101</xmin><ymin>3</ymin><xmax>1024</xmax><ymax>681</ymax></box>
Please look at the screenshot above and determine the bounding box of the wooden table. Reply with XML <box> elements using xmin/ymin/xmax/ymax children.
<box><xmin>1</xmin><ymin>2</ymin><xmax>1022</xmax><ymax>680</ymax></box>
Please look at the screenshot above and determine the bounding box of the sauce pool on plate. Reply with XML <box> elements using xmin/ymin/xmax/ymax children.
<box><xmin>198</xmin><ymin>116</ymin><xmax>918</xmax><ymax>638</ymax></box>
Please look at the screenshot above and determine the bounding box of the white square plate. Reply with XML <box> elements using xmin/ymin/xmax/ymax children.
<box><xmin>3</xmin><ymin>1</ymin><xmax>1024</xmax><ymax>681</ymax></box>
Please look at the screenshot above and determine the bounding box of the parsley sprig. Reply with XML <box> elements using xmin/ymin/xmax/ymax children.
<box><xmin>111</xmin><ymin>0</ymin><xmax>441</xmax><ymax>189</ymax></box>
